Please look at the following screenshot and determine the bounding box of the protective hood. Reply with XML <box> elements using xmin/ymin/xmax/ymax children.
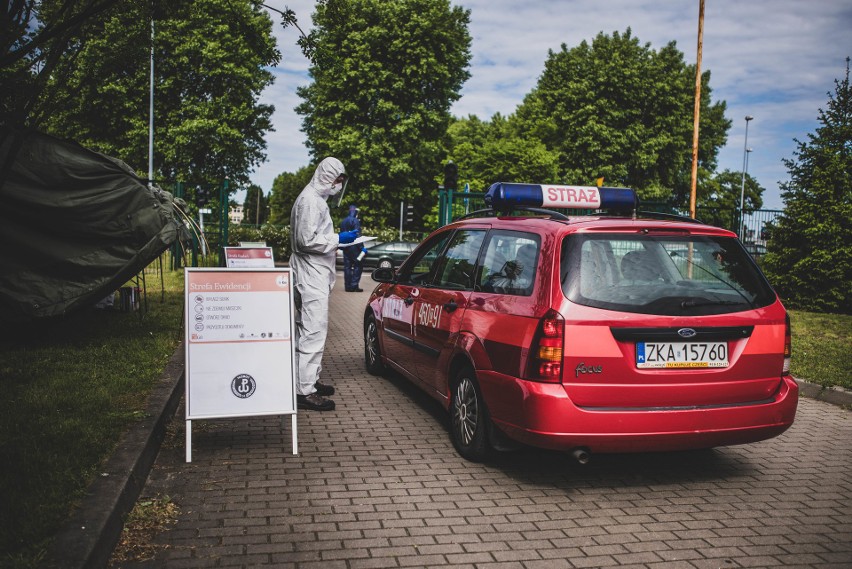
<box><xmin>307</xmin><ymin>157</ymin><xmax>346</xmax><ymax>199</ymax></box>
<box><xmin>0</xmin><ymin>128</ymin><xmax>183</xmax><ymax>322</ymax></box>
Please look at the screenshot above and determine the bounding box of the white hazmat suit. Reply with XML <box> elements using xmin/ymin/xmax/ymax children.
<box><xmin>290</xmin><ymin>157</ymin><xmax>348</xmax><ymax>397</ymax></box>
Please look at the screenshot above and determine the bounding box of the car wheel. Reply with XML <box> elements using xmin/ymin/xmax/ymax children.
<box><xmin>450</xmin><ymin>367</ymin><xmax>492</xmax><ymax>461</ymax></box>
<box><xmin>378</xmin><ymin>259</ymin><xmax>393</xmax><ymax>269</ymax></box>
<box><xmin>364</xmin><ymin>315</ymin><xmax>386</xmax><ymax>375</ymax></box>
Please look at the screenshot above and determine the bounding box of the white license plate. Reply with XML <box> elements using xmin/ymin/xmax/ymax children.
<box><xmin>636</xmin><ymin>341</ymin><xmax>728</xmax><ymax>369</ymax></box>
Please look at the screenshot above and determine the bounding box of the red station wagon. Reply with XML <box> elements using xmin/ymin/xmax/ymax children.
<box><xmin>364</xmin><ymin>183</ymin><xmax>797</xmax><ymax>462</ymax></box>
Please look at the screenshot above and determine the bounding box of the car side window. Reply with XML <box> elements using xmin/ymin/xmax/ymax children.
<box><xmin>478</xmin><ymin>231</ymin><xmax>540</xmax><ymax>296</ymax></box>
<box><xmin>397</xmin><ymin>233</ymin><xmax>451</xmax><ymax>285</ymax></box>
<box><xmin>432</xmin><ymin>230</ymin><xmax>486</xmax><ymax>290</ymax></box>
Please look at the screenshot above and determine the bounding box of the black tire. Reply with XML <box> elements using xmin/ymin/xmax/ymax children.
<box><xmin>364</xmin><ymin>315</ymin><xmax>386</xmax><ymax>375</ymax></box>
<box><xmin>450</xmin><ymin>367</ymin><xmax>492</xmax><ymax>461</ymax></box>
<box><xmin>378</xmin><ymin>259</ymin><xmax>393</xmax><ymax>269</ymax></box>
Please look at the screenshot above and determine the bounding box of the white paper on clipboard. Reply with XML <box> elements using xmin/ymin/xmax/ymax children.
<box><xmin>339</xmin><ymin>236</ymin><xmax>378</xmax><ymax>248</ymax></box>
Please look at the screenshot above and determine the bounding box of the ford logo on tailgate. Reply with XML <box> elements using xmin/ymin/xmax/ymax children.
<box><xmin>678</xmin><ymin>328</ymin><xmax>697</xmax><ymax>339</ymax></box>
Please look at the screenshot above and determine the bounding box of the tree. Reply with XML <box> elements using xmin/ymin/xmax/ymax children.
<box><xmin>36</xmin><ymin>0</ymin><xmax>279</xmax><ymax>191</ymax></box>
<box><xmin>447</xmin><ymin>114</ymin><xmax>560</xmax><ymax>192</ymax></box>
<box><xmin>763</xmin><ymin>60</ymin><xmax>852</xmax><ymax>314</ymax></box>
<box><xmin>510</xmin><ymin>29</ymin><xmax>730</xmax><ymax>206</ymax></box>
<box><xmin>295</xmin><ymin>0</ymin><xmax>472</xmax><ymax>228</ymax></box>
<box><xmin>242</xmin><ymin>184</ymin><xmax>269</xmax><ymax>225</ymax></box>
<box><xmin>267</xmin><ymin>166</ymin><xmax>314</xmax><ymax>225</ymax></box>
<box><xmin>1</xmin><ymin>0</ymin><xmax>123</xmax><ymax>130</ymax></box>
<box><xmin>701</xmin><ymin>169</ymin><xmax>763</xmax><ymax>212</ymax></box>
<box><xmin>690</xmin><ymin>169</ymin><xmax>764</xmax><ymax>230</ymax></box>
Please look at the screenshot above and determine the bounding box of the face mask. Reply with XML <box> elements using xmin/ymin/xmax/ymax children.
<box><xmin>330</xmin><ymin>182</ymin><xmax>344</xmax><ymax>195</ymax></box>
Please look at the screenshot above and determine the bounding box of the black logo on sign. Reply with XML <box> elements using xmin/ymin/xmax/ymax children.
<box><xmin>231</xmin><ymin>374</ymin><xmax>256</xmax><ymax>398</ymax></box>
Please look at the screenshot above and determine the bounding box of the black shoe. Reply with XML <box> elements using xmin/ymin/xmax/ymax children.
<box><xmin>297</xmin><ymin>393</ymin><xmax>335</xmax><ymax>411</ymax></box>
<box><xmin>354</xmin><ymin>288</ymin><xmax>364</xmax><ymax>292</ymax></box>
<box><xmin>315</xmin><ymin>381</ymin><xmax>335</xmax><ymax>396</ymax></box>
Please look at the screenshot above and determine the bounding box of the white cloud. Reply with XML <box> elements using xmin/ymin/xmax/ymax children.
<box><xmin>249</xmin><ymin>0</ymin><xmax>852</xmax><ymax>210</ymax></box>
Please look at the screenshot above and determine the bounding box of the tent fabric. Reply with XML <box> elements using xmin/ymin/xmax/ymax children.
<box><xmin>0</xmin><ymin>128</ymin><xmax>182</xmax><ymax>322</ymax></box>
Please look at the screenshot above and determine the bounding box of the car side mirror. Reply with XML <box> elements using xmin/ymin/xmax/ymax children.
<box><xmin>371</xmin><ymin>267</ymin><xmax>396</xmax><ymax>283</ymax></box>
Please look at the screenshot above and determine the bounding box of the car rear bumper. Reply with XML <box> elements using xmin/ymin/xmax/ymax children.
<box><xmin>480</xmin><ymin>372</ymin><xmax>799</xmax><ymax>454</ymax></box>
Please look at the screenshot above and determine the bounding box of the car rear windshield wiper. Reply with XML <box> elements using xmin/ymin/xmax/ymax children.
<box><xmin>669</xmin><ymin>251</ymin><xmax>756</xmax><ymax>309</ymax></box>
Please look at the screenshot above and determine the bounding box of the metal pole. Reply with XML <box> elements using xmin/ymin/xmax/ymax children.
<box><xmin>148</xmin><ymin>15</ymin><xmax>154</xmax><ymax>188</ymax></box>
<box><xmin>399</xmin><ymin>201</ymin><xmax>404</xmax><ymax>241</ymax></box>
<box><xmin>739</xmin><ymin>115</ymin><xmax>753</xmax><ymax>239</ymax></box>
<box><xmin>689</xmin><ymin>0</ymin><xmax>704</xmax><ymax>219</ymax></box>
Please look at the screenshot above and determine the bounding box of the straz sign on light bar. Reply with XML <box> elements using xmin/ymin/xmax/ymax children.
<box><xmin>636</xmin><ymin>341</ymin><xmax>729</xmax><ymax>369</ymax></box>
<box><xmin>542</xmin><ymin>186</ymin><xmax>601</xmax><ymax>208</ymax></box>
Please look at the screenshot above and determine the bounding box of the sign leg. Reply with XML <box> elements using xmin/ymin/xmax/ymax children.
<box><xmin>185</xmin><ymin>420</ymin><xmax>192</xmax><ymax>463</ymax></box>
<box><xmin>291</xmin><ymin>414</ymin><xmax>298</xmax><ymax>455</ymax></box>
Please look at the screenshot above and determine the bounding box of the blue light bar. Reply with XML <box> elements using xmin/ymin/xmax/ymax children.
<box><xmin>485</xmin><ymin>182</ymin><xmax>638</xmax><ymax>211</ymax></box>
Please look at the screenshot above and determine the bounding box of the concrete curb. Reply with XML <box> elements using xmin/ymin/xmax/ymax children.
<box><xmin>795</xmin><ymin>376</ymin><xmax>852</xmax><ymax>408</ymax></box>
<box><xmin>49</xmin><ymin>345</ymin><xmax>185</xmax><ymax>569</ymax></box>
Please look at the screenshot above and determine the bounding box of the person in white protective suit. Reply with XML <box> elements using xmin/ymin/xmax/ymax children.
<box><xmin>289</xmin><ymin>157</ymin><xmax>359</xmax><ymax>411</ymax></box>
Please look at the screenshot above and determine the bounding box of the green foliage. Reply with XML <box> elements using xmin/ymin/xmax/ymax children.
<box><xmin>295</xmin><ymin>0</ymin><xmax>472</xmax><ymax>229</ymax></box>
<box><xmin>506</xmin><ymin>29</ymin><xmax>730</xmax><ymax>205</ymax></box>
<box><xmin>242</xmin><ymin>184</ymin><xmax>269</xmax><ymax>226</ymax></box>
<box><xmin>37</xmin><ymin>0</ymin><xmax>279</xmax><ymax>190</ymax></box>
<box><xmin>447</xmin><ymin>114</ymin><xmax>560</xmax><ymax>191</ymax></box>
<box><xmin>763</xmin><ymin>62</ymin><xmax>852</xmax><ymax>314</ymax></box>
<box><xmin>267</xmin><ymin>166</ymin><xmax>315</xmax><ymax>225</ymax></box>
<box><xmin>702</xmin><ymin>169</ymin><xmax>764</xmax><ymax>211</ymax></box>
<box><xmin>1</xmin><ymin>0</ymin><xmax>124</xmax><ymax>129</ymax></box>
<box><xmin>227</xmin><ymin>224</ymin><xmax>291</xmax><ymax>260</ymax></box>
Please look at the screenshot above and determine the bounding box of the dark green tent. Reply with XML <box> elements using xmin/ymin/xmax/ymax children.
<box><xmin>0</xmin><ymin>129</ymin><xmax>183</xmax><ymax>322</ymax></box>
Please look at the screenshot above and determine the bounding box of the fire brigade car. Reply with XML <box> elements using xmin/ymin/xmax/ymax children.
<box><xmin>363</xmin><ymin>183</ymin><xmax>797</xmax><ymax>462</ymax></box>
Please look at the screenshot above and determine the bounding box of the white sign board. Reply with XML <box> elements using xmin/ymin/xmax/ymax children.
<box><xmin>223</xmin><ymin>246</ymin><xmax>275</xmax><ymax>268</ymax></box>
<box><xmin>184</xmin><ymin>268</ymin><xmax>297</xmax><ymax>461</ymax></box>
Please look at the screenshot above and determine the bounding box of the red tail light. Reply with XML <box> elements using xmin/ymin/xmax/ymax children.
<box><xmin>783</xmin><ymin>313</ymin><xmax>792</xmax><ymax>375</ymax></box>
<box><xmin>528</xmin><ymin>309</ymin><xmax>564</xmax><ymax>382</ymax></box>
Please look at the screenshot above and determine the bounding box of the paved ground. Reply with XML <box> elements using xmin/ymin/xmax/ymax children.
<box><xmin>112</xmin><ymin>278</ymin><xmax>852</xmax><ymax>569</ymax></box>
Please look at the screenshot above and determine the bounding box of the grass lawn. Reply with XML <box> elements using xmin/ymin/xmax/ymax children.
<box><xmin>789</xmin><ymin>309</ymin><xmax>851</xmax><ymax>391</ymax></box>
<box><xmin>0</xmin><ymin>267</ymin><xmax>184</xmax><ymax>568</ymax></box>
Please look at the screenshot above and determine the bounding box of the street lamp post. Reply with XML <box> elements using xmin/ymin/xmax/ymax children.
<box><xmin>739</xmin><ymin>115</ymin><xmax>754</xmax><ymax>239</ymax></box>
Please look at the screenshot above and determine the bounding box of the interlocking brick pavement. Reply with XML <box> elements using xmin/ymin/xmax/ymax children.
<box><xmin>113</xmin><ymin>278</ymin><xmax>852</xmax><ymax>568</ymax></box>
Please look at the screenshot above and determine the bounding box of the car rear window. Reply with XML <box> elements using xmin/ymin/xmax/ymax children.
<box><xmin>560</xmin><ymin>233</ymin><xmax>777</xmax><ymax>315</ymax></box>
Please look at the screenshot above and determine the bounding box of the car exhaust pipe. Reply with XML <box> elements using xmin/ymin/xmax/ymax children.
<box><xmin>571</xmin><ymin>448</ymin><xmax>591</xmax><ymax>465</ymax></box>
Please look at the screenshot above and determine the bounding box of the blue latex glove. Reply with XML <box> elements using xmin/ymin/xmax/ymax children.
<box><xmin>338</xmin><ymin>230</ymin><xmax>359</xmax><ymax>244</ymax></box>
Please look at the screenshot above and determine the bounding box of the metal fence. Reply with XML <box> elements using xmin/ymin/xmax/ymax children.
<box><xmin>438</xmin><ymin>189</ymin><xmax>782</xmax><ymax>257</ymax></box>
<box><xmin>160</xmin><ymin>180</ymin><xmax>231</xmax><ymax>268</ymax></box>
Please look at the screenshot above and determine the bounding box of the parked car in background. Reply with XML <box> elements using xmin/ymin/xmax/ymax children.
<box><xmin>337</xmin><ymin>240</ymin><xmax>419</xmax><ymax>271</ymax></box>
<box><xmin>363</xmin><ymin>182</ymin><xmax>797</xmax><ymax>462</ymax></box>
<box><xmin>362</xmin><ymin>241</ymin><xmax>418</xmax><ymax>269</ymax></box>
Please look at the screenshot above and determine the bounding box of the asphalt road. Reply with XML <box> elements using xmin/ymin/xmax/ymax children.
<box><xmin>113</xmin><ymin>280</ymin><xmax>852</xmax><ymax>569</ymax></box>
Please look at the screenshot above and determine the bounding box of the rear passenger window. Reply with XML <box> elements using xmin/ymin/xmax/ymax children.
<box><xmin>478</xmin><ymin>231</ymin><xmax>540</xmax><ymax>296</ymax></box>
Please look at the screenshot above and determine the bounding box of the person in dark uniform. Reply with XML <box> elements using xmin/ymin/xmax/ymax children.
<box><xmin>340</xmin><ymin>204</ymin><xmax>366</xmax><ymax>292</ymax></box>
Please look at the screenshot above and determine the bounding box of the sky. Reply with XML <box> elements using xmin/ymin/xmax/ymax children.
<box><xmin>247</xmin><ymin>0</ymin><xmax>852</xmax><ymax>210</ymax></box>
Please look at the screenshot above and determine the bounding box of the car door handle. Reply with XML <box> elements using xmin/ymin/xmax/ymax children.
<box><xmin>404</xmin><ymin>296</ymin><xmax>415</xmax><ymax>305</ymax></box>
<box><xmin>444</xmin><ymin>300</ymin><xmax>458</xmax><ymax>313</ymax></box>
